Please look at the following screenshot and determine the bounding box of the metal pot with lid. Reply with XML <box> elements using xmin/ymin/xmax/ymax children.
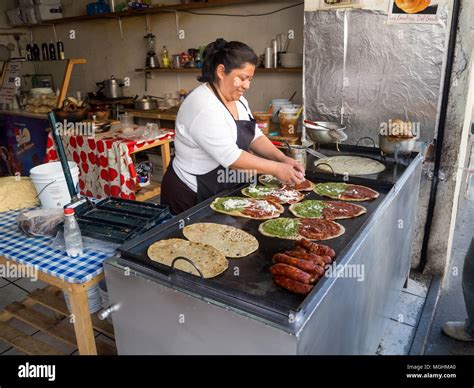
<box><xmin>96</xmin><ymin>76</ymin><xmax>125</xmax><ymax>99</ymax></box>
<box><xmin>133</xmin><ymin>95</ymin><xmax>163</xmax><ymax>110</ymax></box>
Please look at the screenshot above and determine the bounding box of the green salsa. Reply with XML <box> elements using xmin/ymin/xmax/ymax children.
<box><xmin>314</xmin><ymin>183</ymin><xmax>347</xmax><ymax>197</ymax></box>
<box><xmin>292</xmin><ymin>200</ymin><xmax>326</xmax><ymax>218</ymax></box>
<box><xmin>262</xmin><ymin>218</ymin><xmax>299</xmax><ymax>238</ymax></box>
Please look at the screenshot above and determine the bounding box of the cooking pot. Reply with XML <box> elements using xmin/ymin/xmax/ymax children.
<box><xmin>304</xmin><ymin>120</ymin><xmax>348</xmax><ymax>144</ymax></box>
<box><xmin>96</xmin><ymin>76</ymin><xmax>125</xmax><ymax>99</ymax></box>
<box><xmin>379</xmin><ymin>134</ymin><xmax>416</xmax><ymax>156</ymax></box>
<box><xmin>133</xmin><ymin>95</ymin><xmax>160</xmax><ymax>110</ymax></box>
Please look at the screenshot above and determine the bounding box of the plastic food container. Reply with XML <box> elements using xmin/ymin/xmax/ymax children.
<box><xmin>270</xmin><ymin>98</ymin><xmax>290</xmax><ymax>123</ymax></box>
<box><xmin>278</xmin><ymin>105</ymin><xmax>301</xmax><ymax>137</ymax></box>
<box><xmin>253</xmin><ymin>111</ymin><xmax>272</xmax><ymax>135</ymax></box>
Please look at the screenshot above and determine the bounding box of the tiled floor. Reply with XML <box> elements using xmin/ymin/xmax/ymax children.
<box><xmin>376</xmin><ymin>273</ymin><xmax>431</xmax><ymax>355</ymax></box>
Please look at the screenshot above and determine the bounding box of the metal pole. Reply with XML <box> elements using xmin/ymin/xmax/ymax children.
<box><xmin>48</xmin><ymin>111</ymin><xmax>78</xmax><ymax>201</ymax></box>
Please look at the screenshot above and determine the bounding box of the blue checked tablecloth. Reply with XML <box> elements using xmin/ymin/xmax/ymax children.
<box><xmin>0</xmin><ymin>209</ymin><xmax>110</xmax><ymax>284</ymax></box>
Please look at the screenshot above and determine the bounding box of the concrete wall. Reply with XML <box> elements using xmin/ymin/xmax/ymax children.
<box><xmin>1</xmin><ymin>1</ymin><xmax>305</xmax><ymax>111</ymax></box>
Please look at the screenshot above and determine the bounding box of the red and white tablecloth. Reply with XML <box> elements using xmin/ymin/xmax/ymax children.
<box><xmin>45</xmin><ymin>127</ymin><xmax>174</xmax><ymax>200</ymax></box>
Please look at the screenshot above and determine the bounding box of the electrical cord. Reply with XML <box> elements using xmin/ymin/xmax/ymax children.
<box><xmin>176</xmin><ymin>2</ymin><xmax>304</xmax><ymax>17</ymax></box>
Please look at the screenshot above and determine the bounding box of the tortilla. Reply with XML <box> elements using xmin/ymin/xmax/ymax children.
<box><xmin>241</xmin><ymin>185</ymin><xmax>305</xmax><ymax>204</ymax></box>
<box><xmin>259</xmin><ymin>174</ymin><xmax>314</xmax><ymax>191</ymax></box>
<box><xmin>313</xmin><ymin>182</ymin><xmax>379</xmax><ymax>202</ymax></box>
<box><xmin>259</xmin><ymin>217</ymin><xmax>344</xmax><ymax>241</ymax></box>
<box><xmin>0</xmin><ymin>177</ymin><xmax>39</xmax><ymax>212</ymax></box>
<box><xmin>183</xmin><ymin>223</ymin><xmax>258</xmax><ymax>258</ymax></box>
<box><xmin>210</xmin><ymin>196</ymin><xmax>284</xmax><ymax>219</ymax></box>
<box><xmin>315</xmin><ymin>156</ymin><xmax>385</xmax><ymax>176</ymax></box>
<box><xmin>290</xmin><ymin>200</ymin><xmax>366</xmax><ymax>220</ymax></box>
<box><xmin>147</xmin><ymin>238</ymin><xmax>228</xmax><ymax>278</ymax></box>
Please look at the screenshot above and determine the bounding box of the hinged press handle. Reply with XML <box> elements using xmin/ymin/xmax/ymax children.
<box><xmin>171</xmin><ymin>257</ymin><xmax>204</xmax><ymax>278</ymax></box>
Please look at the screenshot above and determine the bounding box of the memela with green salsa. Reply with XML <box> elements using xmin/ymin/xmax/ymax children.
<box><xmin>313</xmin><ymin>182</ymin><xmax>379</xmax><ymax>202</ymax></box>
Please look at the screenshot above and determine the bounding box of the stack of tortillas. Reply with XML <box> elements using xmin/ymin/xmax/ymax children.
<box><xmin>183</xmin><ymin>223</ymin><xmax>258</xmax><ymax>258</ymax></box>
<box><xmin>147</xmin><ymin>238</ymin><xmax>228</xmax><ymax>279</ymax></box>
<box><xmin>0</xmin><ymin>177</ymin><xmax>39</xmax><ymax>212</ymax></box>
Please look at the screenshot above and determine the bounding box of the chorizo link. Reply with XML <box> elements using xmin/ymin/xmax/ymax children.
<box><xmin>284</xmin><ymin>250</ymin><xmax>330</xmax><ymax>267</ymax></box>
<box><xmin>272</xmin><ymin>253</ymin><xmax>324</xmax><ymax>276</ymax></box>
<box><xmin>295</xmin><ymin>238</ymin><xmax>336</xmax><ymax>258</ymax></box>
<box><xmin>273</xmin><ymin>275</ymin><xmax>314</xmax><ymax>295</ymax></box>
<box><xmin>269</xmin><ymin>263</ymin><xmax>315</xmax><ymax>284</ymax></box>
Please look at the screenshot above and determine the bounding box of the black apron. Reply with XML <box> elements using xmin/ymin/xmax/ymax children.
<box><xmin>160</xmin><ymin>83</ymin><xmax>256</xmax><ymax>214</ymax></box>
<box><xmin>195</xmin><ymin>82</ymin><xmax>256</xmax><ymax>203</ymax></box>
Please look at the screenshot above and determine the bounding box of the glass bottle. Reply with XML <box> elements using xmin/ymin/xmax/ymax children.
<box><xmin>49</xmin><ymin>40</ymin><xmax>57</xmax><ymax>60</ymax></box>
<box><xmin>57</xmin><ymin>40</ymin><xmax>65</xmax><ymax>60</ymax></box>
<box><xmin>162</xmin><ymin>46</ymin><xmax>171</xmax><ymax>69</ymax></box>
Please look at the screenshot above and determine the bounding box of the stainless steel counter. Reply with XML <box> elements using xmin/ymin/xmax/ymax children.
<box><xmin>103</xmin><ymin>153</ymin><xmax>423</xmax><ymax>354</ymax></box>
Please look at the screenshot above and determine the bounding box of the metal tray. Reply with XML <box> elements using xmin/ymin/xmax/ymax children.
<box><xmin>118</xmin><ymin>174</ymin><xmax>394</xmax><ymax>326</ymax></box>
<box><xmin>61</xmin><ymin>197</ymin><xmax>172</xmax><ymax>244</ymax></box>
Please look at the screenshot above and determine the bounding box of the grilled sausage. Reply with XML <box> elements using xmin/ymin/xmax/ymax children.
<box><xmin>295</xmin><ymin>238</ymin><xmax>336</xmax><ymax>258</ymax></box>
<box><xmin>273</xmin><ymin>253</ymin><xmax>324</xmax><ymax>276</ymax></box>
<box><xmin>273</xmin><ymin>275</ymin><xmax>314</xmax><ymax>295</ymax></box>
<box><xmin>269</xmin><ymin>263</ymin><xmax>315</xmax><ymax>284</ymax></box>
<box><xmin>284</xmin><ymin>250</ymin><xmax>330</xmax><ymax>267</ymax></box>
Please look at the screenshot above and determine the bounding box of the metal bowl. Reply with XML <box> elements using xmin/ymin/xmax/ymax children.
<box><xmin>304</xmin><ymin>121</ymin><xmax>348</xmax><ymax>144</ymax></box>
<box><xmin>378</xmin><ymin>134</ymin><xmax>416</xmax><ymax>156</ymax></box>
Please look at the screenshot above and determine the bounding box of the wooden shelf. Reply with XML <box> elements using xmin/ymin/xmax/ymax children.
<box><xmin>136</xmin><ymin>181</ymin><xmax>161</xmax><ymax>201</ymax></box>
<box><xmin>26</xmin><ymin>0</ymin><xmax>295</xmax><ymax>27</ymax></box>
<box><xmin>135</xmin><ymin>67</ymin><xmax>303</xmax><ymax>73</ymax></box>
<box><xmin>124</xmin><ymin>107</ymin><xmax>179</xmax><ymax>121</ymax></box>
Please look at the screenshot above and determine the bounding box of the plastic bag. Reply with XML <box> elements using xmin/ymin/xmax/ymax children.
<box><xmin>17</xmin><ymin>208</ymin><xmax>64</xmax><ymax>237</ymax></box>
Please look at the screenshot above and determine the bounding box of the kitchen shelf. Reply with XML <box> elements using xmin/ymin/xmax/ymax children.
<box><xmin>25</xmin><ymin>0</ymin><xmax>298</xmax><ymax>27</ymax></box>
<box><xmin>135</xmin><ymin>67</ymin><xmax>303</xmax><ymax>73</ymax></box>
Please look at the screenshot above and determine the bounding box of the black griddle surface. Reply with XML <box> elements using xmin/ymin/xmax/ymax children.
<box><xmin>119</xmin><ymin>174</ymin><xmax>393</xmax><ymax>323</ymax></box>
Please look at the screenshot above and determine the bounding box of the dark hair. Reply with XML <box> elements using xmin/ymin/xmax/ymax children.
<box><xmin>198</xmin><ymin>38</ymin><xmax>258</xmax><ymax>84</ymax></box>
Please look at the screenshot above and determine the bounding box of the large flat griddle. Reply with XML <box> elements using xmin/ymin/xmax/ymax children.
<box><xmin>311</xmin><ymin>143</ymin><xmax>417</xmax><ymax>184</ymax></box>
<box><xmin>118</xmin><ymin>173</ymin><xmax>393</xmax><ymax>330</ymax></box>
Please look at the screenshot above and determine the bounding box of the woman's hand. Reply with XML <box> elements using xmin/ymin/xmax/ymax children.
<box><xmin>281</xmin><ymin>156</ymin><xmax>305</xmax><ymax>175</ymax></box>
<box><xmin>271</xmin><ymin>162</ymin><xmax>305</xmax><ymax>185</ymax></box>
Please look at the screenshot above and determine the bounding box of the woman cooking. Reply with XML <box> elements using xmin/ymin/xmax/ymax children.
<box><xmin>161</xmin><ymin>38</ymin><xmax>305</xmax><ymax>215</ymax></box>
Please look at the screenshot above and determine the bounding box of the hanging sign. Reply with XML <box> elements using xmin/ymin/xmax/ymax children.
<box><xmin>388</xmin><ymin>0</ymin><xmax>441</xmax><ymax>24</ymax></box>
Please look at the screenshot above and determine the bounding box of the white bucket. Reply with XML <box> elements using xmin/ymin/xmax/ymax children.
<box><xmin>30</xmin><ymin>161</ymin><xmax>79</xmax><ymax>209</ymax></box>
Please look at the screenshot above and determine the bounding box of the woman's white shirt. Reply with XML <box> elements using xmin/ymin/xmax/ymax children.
<box><xmin>172</xmin><ymin>83</ymin><xmax>263</xmax><ymax>193</ymax></box>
